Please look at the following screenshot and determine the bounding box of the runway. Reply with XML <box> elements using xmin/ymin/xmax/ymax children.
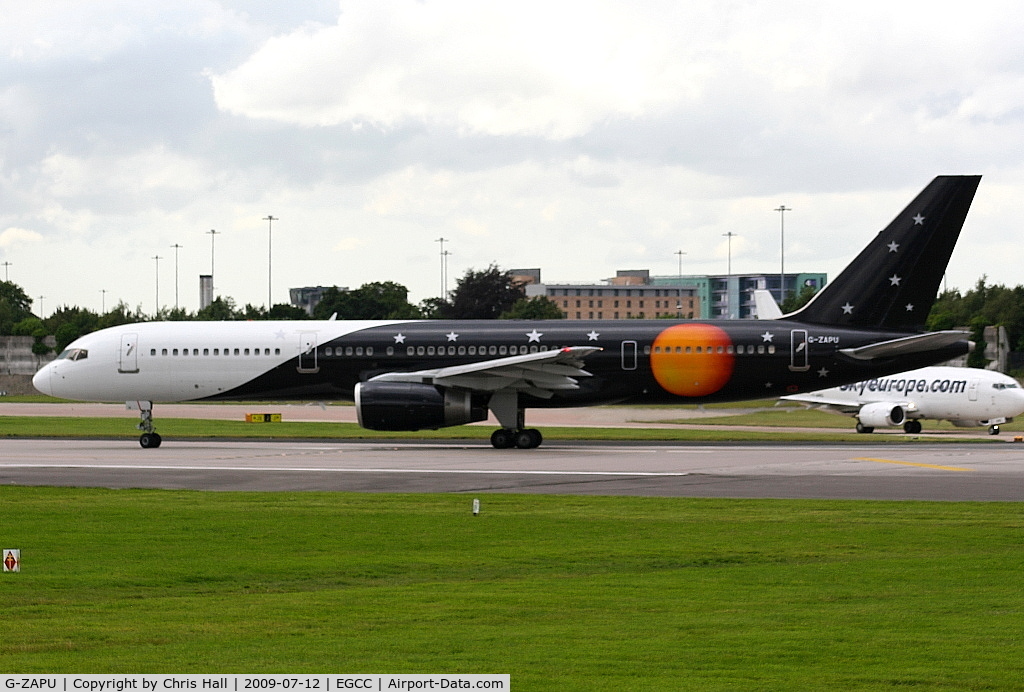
<box><xmin>2</xmin><ymin>437</ymin><xmax>1023</xmax><ymax>501</ymax></box>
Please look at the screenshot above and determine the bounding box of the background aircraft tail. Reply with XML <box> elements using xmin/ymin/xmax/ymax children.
<box><xmin>784</xmin><ymin>175</ymin><xmax>981</xmax><ymax>331</ymax></box>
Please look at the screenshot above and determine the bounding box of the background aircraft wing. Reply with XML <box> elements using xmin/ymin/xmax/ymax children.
<box><xmin>368</xmin><ymin>346</ymin><xmax>601</xmax><ymax>398</ymax></box>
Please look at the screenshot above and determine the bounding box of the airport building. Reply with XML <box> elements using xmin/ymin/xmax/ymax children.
<box><xmin>521</xmin><ymin>269</ymin><xmax>827</xmax><ymax>320</ymax></box>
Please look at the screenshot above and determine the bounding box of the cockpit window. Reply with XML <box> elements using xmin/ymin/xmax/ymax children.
<box><xmin>57</xmin><ymin>348</ymin><xmax>89</xmax><ymax>361</ymax></box>
<box><xmin>994</xmin><ymin>382</ymin><xmax>1019</xmax><ymax>390</ymax></box>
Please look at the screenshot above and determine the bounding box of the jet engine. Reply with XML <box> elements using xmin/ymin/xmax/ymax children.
<box><xmin>856</xmin><ymin>401</ymin><xmax>907</xmax><ymax>428</ymax></box>
<box><xmin>354</xmin><ymin>381</ymin><xmax>489</xmax><ymax>431</ymax></box>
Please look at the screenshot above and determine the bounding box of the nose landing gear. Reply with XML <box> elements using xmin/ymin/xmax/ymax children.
<box><xmin>129</xmin><ymin>400</ymin><xmax>162</xmax><ymax>448</ymax></box>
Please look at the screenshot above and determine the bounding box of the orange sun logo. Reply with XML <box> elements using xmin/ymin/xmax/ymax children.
<box><xmin>650</xmin><ymin>324</ymin><xmax>735</xmax><ymax>397</ymax></box>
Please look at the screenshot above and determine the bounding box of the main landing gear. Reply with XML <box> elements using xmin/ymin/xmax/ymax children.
<box><xmin>129</xmin><ymin>400</ymin><xmax>162</xmax><ymax>448</ymax></box>
<box><xmin>490</xmin><ymin>428</ymin><xmax>543</xmax><ymax>449</ymax></box>
<box><xmin>487</xmin><ymin>391</ymin><xmax>543</xmax><ymax>449</ymax></box>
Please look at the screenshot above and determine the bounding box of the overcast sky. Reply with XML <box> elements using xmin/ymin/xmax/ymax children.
<box><xmin>3</xmin><ymin>0</ymin><xmax>1023</xmax><ymax>316</ymax></box>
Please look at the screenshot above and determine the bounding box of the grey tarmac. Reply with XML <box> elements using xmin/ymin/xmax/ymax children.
<box><xmin>2</xmin><ymin>437</ymin><xmax>1023</xmax><ymax>501</ymax></box>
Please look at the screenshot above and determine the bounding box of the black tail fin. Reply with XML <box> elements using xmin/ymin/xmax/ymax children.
<box><xmin>784</xmin><ymin>175</ymin><xmax>981</xmax><ymax>330</ymax></box>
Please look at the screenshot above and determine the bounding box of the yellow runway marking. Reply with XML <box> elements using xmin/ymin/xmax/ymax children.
<box><xmin>854</xmin><ymin>457</ymin><xmax>975</xmax><ymax>472</ymax></box>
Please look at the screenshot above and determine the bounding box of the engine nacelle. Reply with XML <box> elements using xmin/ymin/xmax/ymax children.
<box><xmin>354</xmin><ymin>381</ymin><xmax>489</xmax><ymax>431</ymax></box>
<box><xmin>857</xmin><ymin>401</ymin><xmax>907</xmax><ymax>428</ymax></box>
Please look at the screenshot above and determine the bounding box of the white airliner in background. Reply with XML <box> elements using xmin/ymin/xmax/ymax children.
<box><xmin>781</xmin><ymin>366</ymin><xmax>1024</xmax><ymax>434</ymax></box>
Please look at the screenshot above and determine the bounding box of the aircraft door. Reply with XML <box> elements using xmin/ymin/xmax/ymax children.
<box><xmin>118</xmin><ymin>333</ymin><xmax>139</xmax><ymax>373</ymax></box>
<box><xmin>621</xmin><ymin>340</ymin><xmax>638</xmax><ymax>371</ymax></box>
<box><xmin>298</xmin><ymin>332</ymin><xmax>319</xmax><ymax>374</ymax></box>
<box><xmin>969</xmin><ymin>380</ymin><xmax>979</xmax><ymax>401</ymax></box>
<box><xmin>789</xmin><ymin>329</ymin><xmax>809</xmax><ymax>372</ymax></box>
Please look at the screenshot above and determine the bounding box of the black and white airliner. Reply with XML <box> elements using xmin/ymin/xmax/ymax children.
<box><xmin>34</xmin><ymin>175</ymin><xmax>981</xmax><ymax>449</ymax></box>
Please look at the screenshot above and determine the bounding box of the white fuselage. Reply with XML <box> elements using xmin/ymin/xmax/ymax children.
<box><xmin>783</xmin><ymin>366</ymin><xmax>1024</xmax><ymax>427</ymax></box>
<box><xmin>32</xmin><ymin>320</ymin><xmax>408</xmax><ymax>403</ymax></box>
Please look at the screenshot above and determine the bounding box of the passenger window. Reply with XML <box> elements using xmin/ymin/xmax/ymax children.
<box><xmin>387</xmin><ymin>346</ymin><xmax>394</xmax><ymax>356</ymax></box>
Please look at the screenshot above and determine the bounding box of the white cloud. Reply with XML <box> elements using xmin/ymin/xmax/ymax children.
<box><xmin>0</xmin><ymin>226</ymin><xmax>43</xmax><ymax>248</ymax></box>
<box><xmin>209</xmin><ymin>0</ymin><xmax>702</xmax><ymax>138</ymax></box>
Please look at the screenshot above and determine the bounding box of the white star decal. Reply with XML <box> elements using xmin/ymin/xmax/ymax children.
<box><xmin>913</xmin><ymin>214</ymin><xmax>925</xmax><ymax>225</ymax></box>
<box><xmin>587</xmin><ymin>330</ymin><xmax>600</xmax><ymax>341</ymax></box>
<box><xmin>526</xmin><ymin>329</ymin><xmax>543</xmax><ymax>343</ymax></box>
<box><xmin>393</xmin><ymin>333</ymin><xmax>406</xmax><ymax>344</ymax></box>
<box><xmin>889</xmin><ymin>274</ymin><xmax>902</xmax><ymax>286</ymax></box>
<box><xmin>905</xmin><ymin>303</ymin><xmax>915</xmax><ymax>312</ymax></box>
<box><xmin>888</xmin><ymin>241</ymin><xmax>900</xmax><ymax>253</ymax></box>
<box><xmin>761</xmin><ymin>331</ymin><xmax>774</xmax><ymax>343</ymax></box>
<box><xmin>842</xmin><ymin>303</ymin><xmax>854</xmax><ymax>315</ymax></box>
<box><xmin>764</xmin><ymin>381</ymin><xmax>773</xmax><ymax>389</ymax></box>
<box><xmin>817</xmin><ymin>367</ymin><xmax>830</xmax><ymax>378</ymax></box>
<box><xmin>274</xmin><ymin>330</ymin><xmax>286</xmax><ymax>340</ymax></box>
<box><xmin>446</xmin><ymin>331</ymin><xmax>459</xmax><ymax>342</ymax></box>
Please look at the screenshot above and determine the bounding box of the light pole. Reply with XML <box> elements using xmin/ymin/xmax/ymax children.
<box><xmin>775</xmin><ymin>205</ymin><xmax>791</xmax><ymax>305</ymax></box>
<box><xmin>722</xmin><ymin>232</ymin><xmax>737</xmax><ymax>276</ymax></box>
<box><xmin>100</xmin><ymin>289</ymin><xmax>107</xmax><ymax>313</ymax></box>
<box><xmin>206</xmin><ymin>229</ymin><xmax>219</xmax><ymax>277</ymax></box>
<box><xmin>38</xmin><ymin>295</ymin><xmax>45</xmax><ymax>319</ymax></box>
<box><xmin>171</xmin><ymin>243</ymin><xmax>183</xmax><ymax>311</ymax></box>
<box><xmin>152</xmin><ymin>255</ymin><xmax>163</xmax><ymax>316</ymax></box>
<box><xmin>435</xmin><ymin>237</ymin><xmax>449</xmax><ymax>298</ymax></box>
<box><xmin>264</xmin><ymin>215</ymin><xmax>278</xmax><ymax>308</ymax></box>
<box><xmin>674</xmin><ymin>250</ymin><xmax>686</xmax><ymax>317</ymax></box>
<box><xmin>722</xmin><ymin>232</ymin><xmax>738</xmax><ymax>319</ymax></box>
<box><xmin>1</xmin><ymin>261</ymin><xmax>10</xmax><ymax>281</ymax></box>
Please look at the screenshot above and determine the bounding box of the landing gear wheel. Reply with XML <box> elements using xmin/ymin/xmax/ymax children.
<box><xmin>139</xmin><ymin>432</ymin><xmax>162</xmax><ymax>449</ymax></box>
<box><xmin>514</xmin><ymin>429</ymin><xmax>543</xmax><ymax>449</ymax></box>
<box><xmin>855</xmin><ymin>422</ymin><xmax>874</xmax><ymax>434</ymax></box>
<box><xmin>491</xmin><ymin>429</ymin><xmax>515</xmax><ymax>449</ymax></box>
<box><xmin>903</xmin><ymin>420</ymin><xmax>922</xmax><ymax>434</ymax></box>
<box><xmin>989</xmin><ymin>425</ymin><xmax>1001</xmax><ymax>435</ymax></box>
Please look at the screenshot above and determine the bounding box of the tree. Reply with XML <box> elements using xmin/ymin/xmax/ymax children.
<box><xmin>312</xmin><ymin>282</ymin><xmax>419</xmax><ymax>320</ymax></box>
<box><xmin>500</xmin><ymin>296</ymin><xmax>564</xmax><ymax>319</ymax></box>
<box><xmin>445</xmin><ymin>264</ymin><xmax>525</xmax><ymax>319</ymax></box>
<box><xmin>0</xmin><ymin>281</ymin><xmax>35</xmax><ymax>334</ymax></box>
<box><xmin>417</xmin><ymin>297</ymin><xmax>450</xmax><ymax>319</ymax></box>
<box><xmin>781</xmin><ymin>285</ymin><xmax>818</xmax><ymax>314</ymax></box>
<box><xmin>196</xmin><ymin>296</ymin><xmax>239</xmax><ymax>321</ymax></box>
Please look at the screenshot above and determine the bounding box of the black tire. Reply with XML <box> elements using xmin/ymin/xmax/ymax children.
<box><xmin>490</xmin><ymin>429</ymin><xmax>514</xmax><ymax>449</ymax></box>
<box><xmin>903</xmin><ymin>420</ymin><xmax>922</xmax><ymax>434</ymax></box>
<box><xmin>855</xmin><ymin>422</ymin><xmax>874</xmax><ymax>434</ymax></box>
<box><xmin>139</xmin><ymin>432</ymin><xmax>162</xmax><ymax>449</ymax></box>
<box><xmin>989</xmin><ymin>425</ymin><xmax>1000</xmax><ymax>435</ymax></box>
<box><xmin>514</xmin><ymin>430</ymin><xmax>535</xmax><ymax>449</ymax></box>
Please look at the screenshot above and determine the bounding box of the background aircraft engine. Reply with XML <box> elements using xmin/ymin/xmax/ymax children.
<box><xmin>857</xmin><ymin>401</ymin><xmax>907</xmax><ymax>428</ymax></box>
<box><xmin>354</xmin><ymin>381</ymin><xmax>489</xmax><ymax>431</ymax></box>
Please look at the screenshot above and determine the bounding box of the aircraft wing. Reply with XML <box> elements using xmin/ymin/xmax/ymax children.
<box><xmin>367</xmin><ymin>346</ymin><xmax>601</xmax><ymax>399</ymax></box>
<box><xmin>781</xmin><ymin>391</ymin><xmax>867</xmax><ymax>414</ymax></box>
<box><xmin>839</xmin><ymin>330</ymin><xmax>969</xmax><ymax>361</ymax></box>
<box><xmin>782</xmin><ymin>391</ymin><xmax>918</xmax><ymax>416</ymax></box>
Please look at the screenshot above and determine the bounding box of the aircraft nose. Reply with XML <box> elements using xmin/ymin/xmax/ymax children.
<box><xmin>32</xmin><ymin>364</ymin><xmax>52</xmax><ymax>396</ymax></box>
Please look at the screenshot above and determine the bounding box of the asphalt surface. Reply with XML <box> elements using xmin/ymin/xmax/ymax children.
<box><xmin>2</xmin><ymin>437</ymin><xmax>1023</xmax><ymax>501</ymax></box>
<box><xmin>3</xmin><ymin>402</ymin><xmax>1023</xmax><ymax>500</ymax></box>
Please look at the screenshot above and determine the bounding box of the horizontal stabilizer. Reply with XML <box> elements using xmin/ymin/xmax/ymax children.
<box><xmin>839</xmin><ymin>331</ymin><xmax>969</xmax><ymax>361</ymax></box>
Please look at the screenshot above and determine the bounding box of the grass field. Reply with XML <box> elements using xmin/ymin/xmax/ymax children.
<box><xmin>3</xmin><ymin>488</ymin><xmax>1024</xmax><ymax>689</ymax></box>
